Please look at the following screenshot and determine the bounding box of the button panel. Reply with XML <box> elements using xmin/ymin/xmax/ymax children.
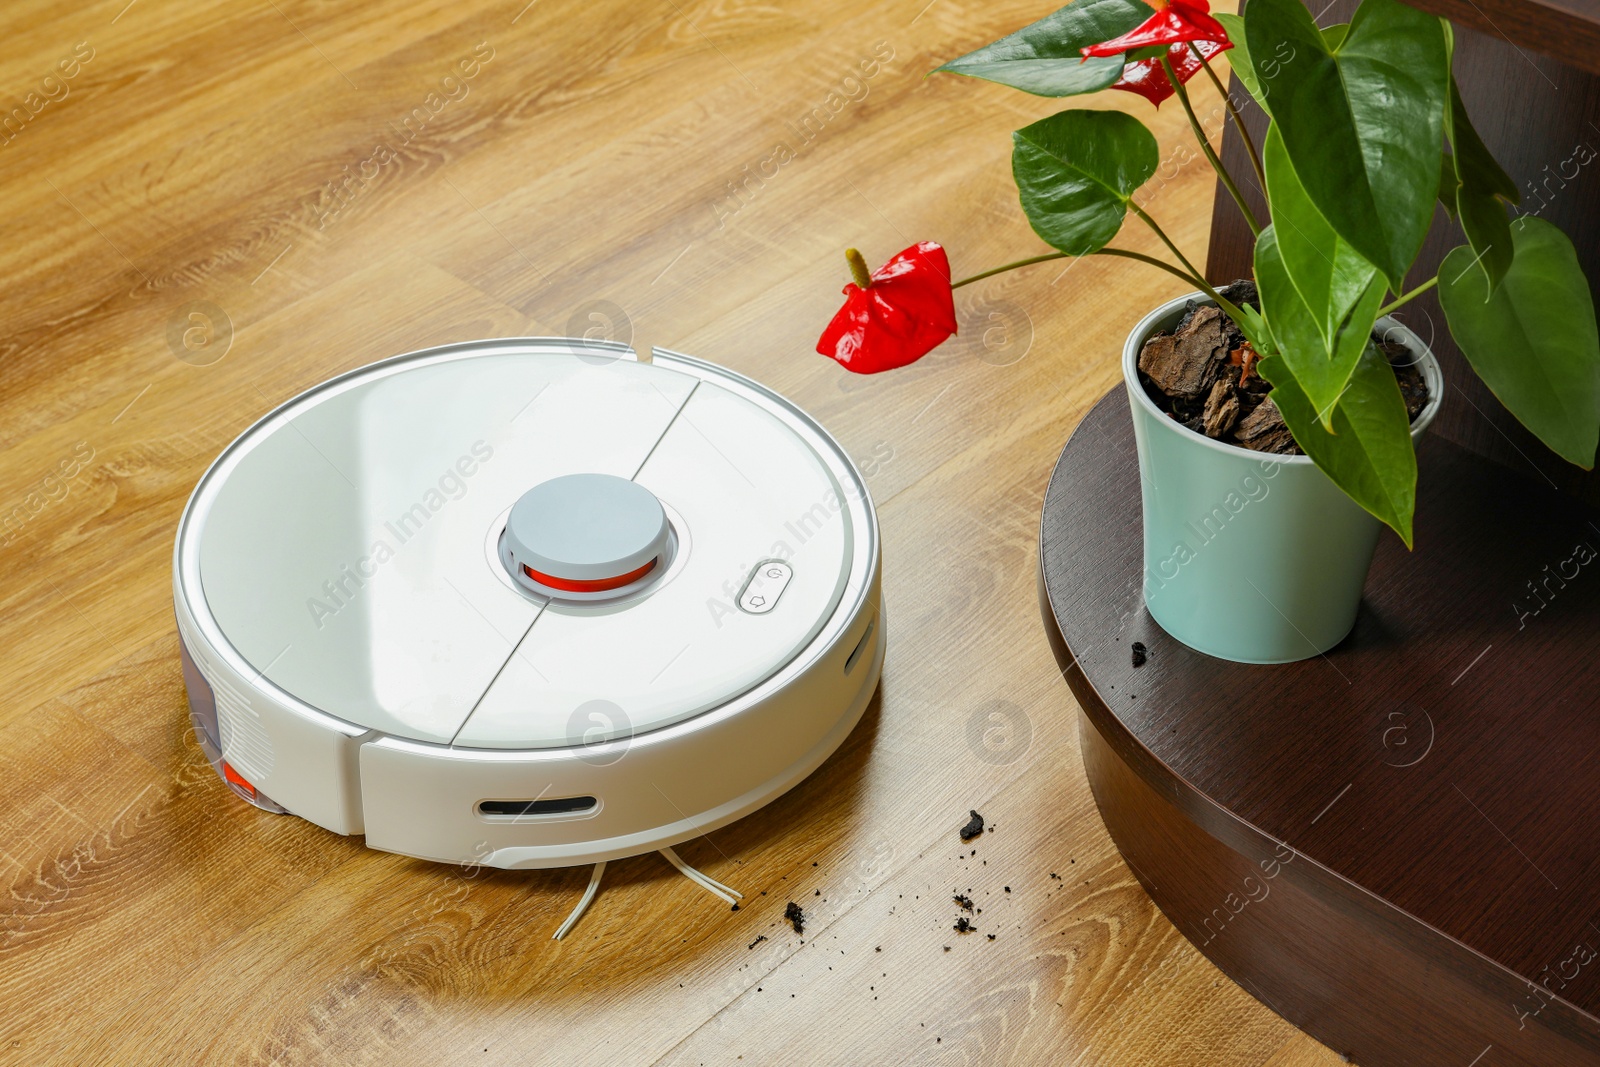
<box><xmin>739</xmin><ymin>560</ymin><xmax>793</xmax><ymax>614</ymax></box>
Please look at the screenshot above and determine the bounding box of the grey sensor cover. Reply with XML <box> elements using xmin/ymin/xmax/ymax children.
<box><xmin>504</xmin><ymin>472</ymin><xmax>670</xmax><ymax>582</ymax></box>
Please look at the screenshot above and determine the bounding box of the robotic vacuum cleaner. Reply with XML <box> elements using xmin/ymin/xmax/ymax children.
<box><xmin>174</xmin><ymin>338</ymin><xmax>883</xmax><ymax>898</ymax></box>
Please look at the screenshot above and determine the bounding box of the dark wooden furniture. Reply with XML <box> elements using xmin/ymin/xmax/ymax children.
<box><xmin>1208</xmin><ymin>0</ymin><xmax>1600</xmax><ymax>504</ymax></box>
<box><xmin>1039</xmin><ymin>392</ymin><xmax>1600</xmax><ymax>1066</ymax></box>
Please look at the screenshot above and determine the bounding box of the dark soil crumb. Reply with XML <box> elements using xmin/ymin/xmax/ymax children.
<box><xmin>959</xmin><ymin>810</ymin><xmax>985</xmax><ymax>842</ymax></box>
<box><xmin>953</xmin><ymin>916</ymin><xmax>976</xmax><ymax>934</ymax></box>
<box><xmin>748</xmin><ymin>934</ymin><xmax>767</xmax><ymax>950</ymax></box>
<box><xmin>1136</xmin><ymin>280</ymin><xmax>1430</xmax><ymax>456</ymax></box>
<box><xmin>1004</xmin><ymin>886</ymin><xmax>1011</xmax><ymax>893</ymax></box>
<box><xmin>1131</xmin><ymin>641</ymin><xmax>1147</xmax><ymax>668</ymax></box>
<box><xmin>784</xmin><ymin>901</ymin><xmax>805</xmax><ymax>935</ymax></box>
<box><xmin>986</xmin><ymin>934</ymin><xmax>996</xmax><ymax>941</ymax></box>
<box><xmin>953</xmin><ymin>894</ymin><xmax>974</xmax><ymax>912</ymax></box>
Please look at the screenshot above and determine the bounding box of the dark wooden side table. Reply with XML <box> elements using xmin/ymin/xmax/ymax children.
<box><xmin>1039</xmin><ymin>392</ymin><xmax>1600</xmax><ymax>1066</ymax></box>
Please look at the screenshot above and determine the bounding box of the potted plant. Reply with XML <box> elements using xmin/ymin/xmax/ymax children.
<box><xmin>816</xmin><ymin>0</ymin><xmax>1600</xmax><ymax>663</ymax></box>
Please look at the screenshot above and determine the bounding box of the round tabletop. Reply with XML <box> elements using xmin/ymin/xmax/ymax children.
<box><xmin>1039</xmin><ymin>389</ymin><xmax>1600</xmax><ymax>1065</ymax></box>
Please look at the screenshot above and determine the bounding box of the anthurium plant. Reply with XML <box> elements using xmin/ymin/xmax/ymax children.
<box><xmin>816</xmin><ymin>0</ymin><xmax>1600</xmax><ymax>545</ymax></box>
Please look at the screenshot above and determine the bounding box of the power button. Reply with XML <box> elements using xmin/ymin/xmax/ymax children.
<box><xmin>739</xmin><ymin>560</ymin><xmax>793</xmax><ymax>614</ymax></box>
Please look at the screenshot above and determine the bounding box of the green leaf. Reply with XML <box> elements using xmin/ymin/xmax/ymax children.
<box><xmin>1245</xmin><ymin>0</ymin><xmax>1449</xmax><ymax>287</ymax></box>
<box><xmin>933</xmin><ymin>0</ymin><xmax>1152</xmax><ymax>97</ymax></box>
<box><xmin>1231</xmin><ymin>300</ymin><xmax>1274</xmax><ymax>354</ymax></box>
<box><xmin>1262</xmin><ymin>125</ymin><xmax>1380</xmax><ymax>353</ymax></box>
<box><xmin>1438</xmin><ymin>151</ymin><xmax>1460</xmax><ymax>219</ymax></box>
<box><xmin>1012</xmin><ymin>109</ymin><xmax>1159</xmax><ymax>255</ymax></box>
<box><xmin>1446</xmin><ymin>75</ymin><xmax>1518</xmax><ymax>291</ymax></box>
<box><xmin>1439</xmin><ymin>217</ymin><xmax>1600</xmax><ymax>468</ymax></box>
<box><xmin>1256</xmin><ymin>225</ymin><xmax>1385</xmax><ymax>430</ymax></box>
<box><xmin>1455</xmin><ymin>182</ymin><xmax>1513</xmax><ymax>294</ymax></box>
<box><xmin>1213</xmin><ymin>14</ymin><xmax>1262</xmax><ymax>105</ymax></box>
<box><xmin>1261</xmin><ymin>347</ymin><xmax>1418</xmax><ymax>546</ymax></box>
<box><xmin>1445</xmin><ymin>77</ymin><xmax>1516</xmax><ymax>203</ymax></box>
<box><xmin>1321</xmin><ymin>23</ymin><xmax>1350</xmax><ymax>49</ymax></box>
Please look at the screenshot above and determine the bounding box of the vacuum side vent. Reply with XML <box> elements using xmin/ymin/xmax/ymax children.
<box><xmin>478</xmin><ymin>796</ymin><xmax>598</xmax><ymax>818</ymax></box>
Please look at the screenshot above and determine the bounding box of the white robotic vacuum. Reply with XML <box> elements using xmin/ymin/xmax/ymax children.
<box><xmin>174</xmin><ymin>338</ymin><xmax>883</xmax><ymax>929</ymax></box>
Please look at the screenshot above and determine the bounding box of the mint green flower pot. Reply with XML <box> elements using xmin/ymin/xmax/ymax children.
<box><xmin>1124</xmin><ymin>294</ymin><xmax>1443</xmax><ymax>664</ymax></box>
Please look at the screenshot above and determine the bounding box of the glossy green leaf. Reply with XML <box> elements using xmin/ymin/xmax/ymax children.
<box><xmin>1438</xmin><ymin>150</ymin><xmax>1460</xmax><ymax>219</ymax></box>
<box><xmin>1227</xmin><ymin>19</ymin><xmax>1349</xmax><ymax>113</ymax></box>
<box><xmin>1262</xmin><ymin>125</ymin><xmax>1380</xmax><ymax>353</ymax></box>
<box><xmin>1012</xmin><ymin>109</ymin><xmax>1159</xmax><ymax>255</ymax></box>
<box><xmin>1213</xmin><ymin>14</ymin><xmax>1261</xmax><ymax>105</ymax></box>
<box><xmin>1261</xmin><ymin>347</ymin><xmax>1418</xmax><ymax>546</ymax></box>
<box><xmin>1446</xmin><ymin>75</ymin><xmax>1518</xmax><ymax>291</ymax></box>
<box><xmin>1256</xmin><ymin>225</ymin><xmax>1385</xmax><ymax>430</ymax></box>
<box><xmin>1439</xmin><ymin>217</ymin><xmax>1600</xmax><ymax>468</ymax></box>
<box><xmin>933</xmin><ymin>0</ymin><xmax>1152</xmax><ymax>97</ymax></box>
<box><xmin>1244</xmin><ymin>0</ymin><xmax>1448</xmax><ymax>288</ymax></box>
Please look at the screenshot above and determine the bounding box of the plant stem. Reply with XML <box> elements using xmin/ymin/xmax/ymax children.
<box><xmin>1126</xmin><ymin>201</ymin><xmax>1206</xmax><ymax>285</ymax></box>
<box><xmin>1094</xmin><ymin>248</ymin><xmax>1227</xmax><ymax>305</ymax></box>
<box><xmin>1378</xmin><ymin>275</ymin><xmax>1439</xmax><ymax>316</ymax></box>
<box><xmin>951</xmin><ymin>252</ymin><xmax>1070</xmax><ymax>289</ymax></box>
<box><xmin>948</xmin><ymin>246</ymin><xmax>1246</xmax><ymax>324</ymax></box>
<box><xmin>1163</xmin><ymin>55</ymin><xmax>1262</xmax><ymax>236</ymax></box>
<box><xmin>1191</xmin><ymin>43</ymin><xmax>1265</xmax><ymax>192</ymax></box>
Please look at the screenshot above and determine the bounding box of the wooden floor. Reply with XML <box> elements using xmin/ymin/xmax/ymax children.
<box><xmin>0</xmin><ymin>1</ymin><xmax>1344</xmax><ymax>1063</ymax></box>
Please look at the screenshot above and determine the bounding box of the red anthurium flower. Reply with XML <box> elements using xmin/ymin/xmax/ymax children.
<box><xmin>1110</xmin><ymin>39</ymin><xmax>1231</xmax><ymax>107</ymax></box>
<box><xmin>1081</xmin><ymin>0</ymin><xmax>1231</xmax><ymax>58</ymax></box>
<box><xmin>817</xmin><ymin>242</ymin><xmax>958</xmax><ymax>374</ymax></box>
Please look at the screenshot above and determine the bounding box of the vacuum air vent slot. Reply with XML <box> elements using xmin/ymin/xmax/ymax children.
<box><xmin>478</xmin><ymin>796</ymin><xmax>599</xmax><ymax>818</ymax></box>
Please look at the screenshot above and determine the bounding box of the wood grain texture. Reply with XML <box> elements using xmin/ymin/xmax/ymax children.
<box><xmin>1208</xmin><ymin>1</ymin><xmax>1600</xmax><ymax>504</ymax></box>
<box><xmin>1040</xmin><ymin>392</ymin><xmax>1600</xmax><ymax>1066</ymax></box>
<box><xmin>0</xmin><ymin>0</ymin><xmax>1344</xmax><ymax>1063</ymax></box>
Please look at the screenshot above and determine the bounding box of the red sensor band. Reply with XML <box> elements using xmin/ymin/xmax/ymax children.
<box><xmin>523</xmin><ymin>557</ymin><xmax>657</xmax><ymax>593</ymax></box>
